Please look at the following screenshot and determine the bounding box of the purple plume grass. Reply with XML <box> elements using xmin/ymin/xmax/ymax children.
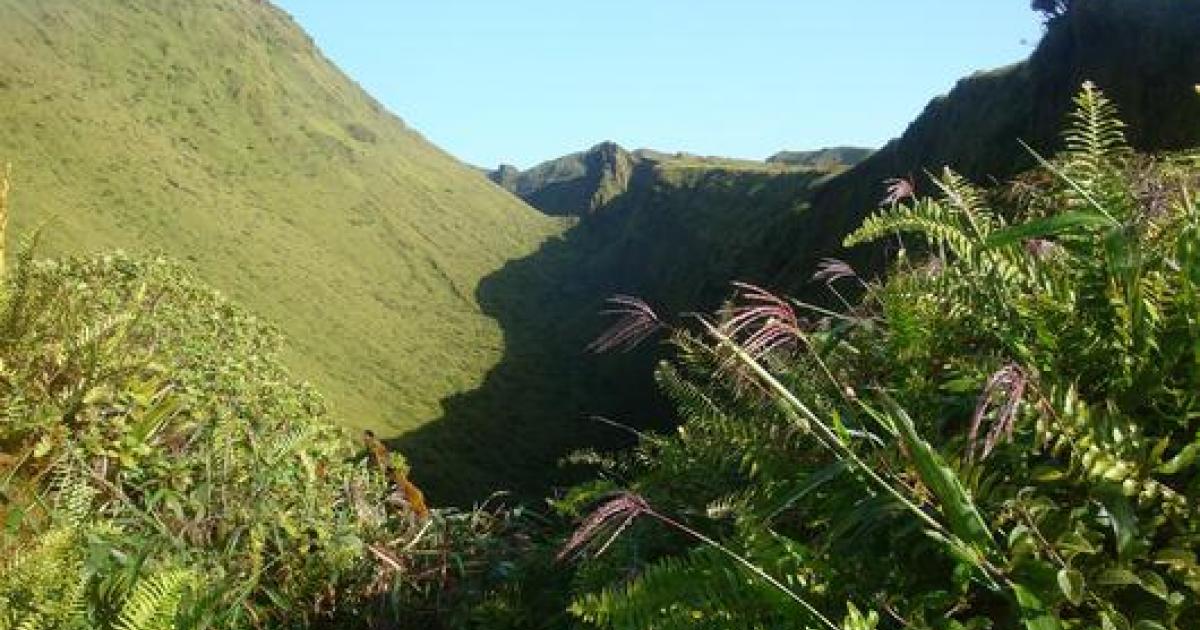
<box><xmin>811</xmin><ymin>258</ymin><xmax>859</xmax><ymax>284</ymax></box>
<box><xmin>557</xmin><ymin>492</ymin><xmax>650</xmax><ymax>561</ymax></box>
<box><xmin>557</xmin><ymin>490</ymin><xmax>841</xmax><ymax>629</ymax></box>
<box><xmin>721</xmin><ymin>282</ymin><xmax>805</xmax><ymax>361</ymax></box>
<box><xmin>1024</xmin><ymin>238</ymin><xmax>1061</xmax><ymax>260</ymax></box>
<box><xmin>967</xmin><ymin>364</ymin><xmax>1028</xmax><ymax>461</ymax></box>
<box><xmin>882</xmin><ymin>177</ymin><xmax>916</xmax><ymax>206</ymax></box>
<box><xmin>587</xmin><ymin>295</ymin><xmax>663</xmax><ymax>353</ymax></box>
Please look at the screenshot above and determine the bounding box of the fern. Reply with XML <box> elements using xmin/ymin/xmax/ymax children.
<box><xmin>1062</xmin><ymin>81</ymin><xmax>1130</xmax><ymax>201</ymax></box>
<box><xmin>114</xmin><ymin>570</ymin><xmax>195</xmax><ymax>630</ymax></box>
<box><xmin>0</xmin><ymin>527</ymin><xmax>88</xmax><ymax>630</ymax></box>
<box><xmin>572</xmin><ymin>546</ymin><xmax>813</xmax><ymax>630</ymax></box>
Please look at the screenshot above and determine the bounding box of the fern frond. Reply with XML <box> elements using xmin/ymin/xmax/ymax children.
<box><xmin>845</xmin><ymin>198</ymin><xmax>976</xmax><ymax>260</ymax></box>
<box><xmin>114</xmin><ymin>569</ymin><xmax>194</xmax><ymax>630</ymax></box>
<box><xmin>1066</xmin><ymin>82</ymin><xmax>1129</xmax><ymax>167</ymax></box>
<box><xmin>1062</xmin><ymin>81</ymin><xmax>1130</xmax><ymax>203</ymax></box>
<box><xmin>571</xmin><ymin>546</ymin><xmax>812</xmax><ymax>630</ymax></box>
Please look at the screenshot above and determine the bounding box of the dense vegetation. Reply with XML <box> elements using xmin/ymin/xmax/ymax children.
<box><xmin>547</xmin><ymin>84</ymin><xmax>1200</xmax><ymax>629</ymax></box>
<box><xmin>0</xmin><ymin>181</ymin><xmax>522</xmax><ymax>628</ymax></box>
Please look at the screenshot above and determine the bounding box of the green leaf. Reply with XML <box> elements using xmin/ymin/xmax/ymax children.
<box><xmin>129</xmin><ymin>393</ymin><xmax>181</xmax><ymax>443</ymax></box>
<box><xmin>1132</xmin><ymin>622</ymin><xmax>1167</xmax><ymax>630</ymax></box>
<box><xmin>1101</xmin><ymin>611</ymin><xmax>1132</xmax><ymax>630</ymax></box>
<box><xmin>1137</xmin><ymin>570</ymin><xmax>1169</xmax><ymax>600</ymax></box>
<box><xmin>986</xmin><ymin>211</ymin><xmax>1115</xmax><ymax>248</ymax></box>
<box><xmin>1031</xmin><ymin>466</ymin><xmax>1067</xmax><ymax>483</ymax></box>
<box><xmin>1057</xmin><ymin>568</ymin><xmax>1085</xmax><ymax>606</ymax></box>
<box><xmin>1095</xmin><ymin>569</ymin><xmax>1140</xmax><ymax>586</ymax></box>
<box><xmin>1098</xmin><ymin>493</ymin><xmax>1138</xmax><ymax>561</ymax></box>
<box><xmin>1152</xmin><ymin>548</ymin><xmax>1197</xmax><ymax>570</ymax></box>
<box><xmin>1155</xmin><ymin>442</ymin><xmax>1200</xmax><ymax>475</ymax></box>
<box><xmin>1056</xmin><ymin>531</ymin><xmax>1097</xmax><ymax>556</ymax></box>
<box><xmin>1011</xmin><ymin>581</ymin><xmax>1064</xmax><ymax>630</ymax></box>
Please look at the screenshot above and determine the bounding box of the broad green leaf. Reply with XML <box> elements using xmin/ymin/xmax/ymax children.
<box><xmin>1057</xmin><ymin>568</ymin><xmax>1085</xmax><ymax>606</ymax></box>
<box><xmin>1095</xmin><ymin>569</ymin><xmax>1140</xmax><ymax>586</ymax></box>
<box><xmin>1098</xmin><ymin>493</ymin><xmax>1138</xmax><ymax>561</ymax></box>
<box><xmin>1011</xmin><ymin>581</ymin><xmax>1064</xmax><ymax>630</ymax></box>
<box><xmin>986</xmin><ymin>211</ymin><xmax>1115</xmax><ymax>248</ymax></box>
<box><xmin>1137</xmin><ymin>570</ymin><xmax>1168</xmax><ymax>600</ymax></box>
<box><xmin>1056</xmin><ymin>531</ymin><xmax>1098</xmax><ymax>556</ymax></box>
<box><xmin>1031</xmin><ymin>466</ymin><xmax>1067</xmax><ymax>483</ymax></box>
<box><xmin>129</xmin><ymin>394</ymin><xmax>182</xmax><ymax>443</ymax></box>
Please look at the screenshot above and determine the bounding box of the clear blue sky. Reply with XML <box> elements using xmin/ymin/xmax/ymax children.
<box><xmin>274</xmin><ymin>1</ymin><xmax>1043</xmax><ymax>169</ymax></box>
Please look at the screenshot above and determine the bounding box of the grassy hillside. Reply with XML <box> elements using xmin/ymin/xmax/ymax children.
<box><xmin>0</xmin><ymin>0</ymin><xmax>565</xmax><ymax>437</ymax></box>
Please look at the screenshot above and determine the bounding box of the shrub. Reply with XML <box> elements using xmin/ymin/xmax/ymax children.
<box><xmin>0</xmin><ymin>223</ymin><xmax>515</xmax><ymax>627</ymax></box>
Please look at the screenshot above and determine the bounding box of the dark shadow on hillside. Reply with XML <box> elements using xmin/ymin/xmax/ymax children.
<box><xmin>391</xmin><ymin>161</ymin><xmax>824</xmax><ymax>507</ymax></box>
<box><xmin>389</xmin><ymin>217</ymin><xmax>672</xmax><ymax>507</ymax></box>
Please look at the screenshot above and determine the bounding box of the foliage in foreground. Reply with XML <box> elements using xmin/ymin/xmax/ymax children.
<box><xmin>558</xmin><ymin>84</ymin><xmax>1200</xmax><ymax>629</ymax></box>
<box><xmin>0</xmin><ymin>216</ymin><xmax>529</xmax><ymax>628</ymax></box>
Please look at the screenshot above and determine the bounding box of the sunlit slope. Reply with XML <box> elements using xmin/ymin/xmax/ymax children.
<box><xmin>0</xmin><ymin>0</ymin><xmax>564</xmax><ymax>434</ymax></box>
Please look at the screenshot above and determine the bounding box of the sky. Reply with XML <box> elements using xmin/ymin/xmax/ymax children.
<box><xmin>274</xmin><ymin>1</ymin><xmax>1044</xmax><ymax>170</ymax></box>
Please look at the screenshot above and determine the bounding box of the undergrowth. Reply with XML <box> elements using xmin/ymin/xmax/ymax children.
<box><xmin>0</xmin><ymin>172</ymin><xmax>535</xmax><ymax>628</ymax></box>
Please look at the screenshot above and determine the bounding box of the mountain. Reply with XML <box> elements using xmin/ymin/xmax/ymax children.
<box><xmin>486</xmin><ymin>143</ymin><xmax>843</xmax><ymax>218</ymax></box>
<box><xmin>766</xmin><ymin>146</ymin><xmax>872</xmax><ymax>170</ymax></box>
<box><xmin>486</xmin><ymin>142</ymin><xmax>637</xmax><ymax>216</ymax></box>
<box><xmin>0</xmin><ymin>0</ymin><xmax>566</xmax><ymax>443</ymax></box>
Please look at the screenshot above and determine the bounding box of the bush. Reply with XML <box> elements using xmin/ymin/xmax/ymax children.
<box><xmin>0</xmin><ymin>234</ymin><xmax>518</xmax><ymax>627</ymax></box>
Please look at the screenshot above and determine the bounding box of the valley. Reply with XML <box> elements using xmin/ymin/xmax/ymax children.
<box><xmin>4</xmin><ymin>2</ymin><xmax>1200</xmax><ymax>626</ymax></box>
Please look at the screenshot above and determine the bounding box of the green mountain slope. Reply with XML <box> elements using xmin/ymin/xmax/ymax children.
<box><xmin>0</xmin><ymin>0</ymin><xmax>565</xmax><ymax>436</ymax></box>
